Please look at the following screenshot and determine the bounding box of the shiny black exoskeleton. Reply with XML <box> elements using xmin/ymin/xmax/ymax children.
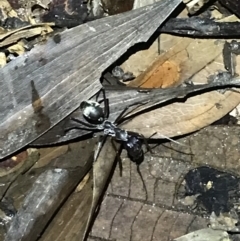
<box><xmin>123</xmin><ymin>134</ymin><xmax>144</xmax><ymax>162</ymax></box>
<box><xmin>67</xmin><ymin>89</ymin><xmax>148</xmax><ymax>161</ymax></box>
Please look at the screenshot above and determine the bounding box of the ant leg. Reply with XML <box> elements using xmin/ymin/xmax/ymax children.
<box><xmin>111</xmin><ymin>139</ymin><xmax>123</xmax><ymax>177</ymax></box>
<box><xmin>64</xmin><ymin>117</ymin><xmax>100</xmax><ymax>132</ymax></box>
<box><xmin>95</xmin><ymin>88</ymin><xmax>104</xmax><ymax>102</ymax></box>
<box><xmin>144</xmin><ymin>132</ymin><xmax>157</xmax><ymax>154</ymax></box>
<box><xmin>103</xmin><ymin>92</ymin><xmax>109</xmax><ymax>119</ymax></box>
<box><xmin>134</xmin><ymin>132</ymin><xmax>154</xmax><ymax>154</ymax></box>
<box><xmin>70</xmin><ymin>117</ymin><xmax>97</xmax><ymax>128</ymax></box>
<box><xmin>94</xmin><ymin>135</ymin><xmax>107</xmax><ymax>161</ymax></box>
<box><xmin>142</xmin><ymin>136</ymin><xmax>153</xmax><ymax>154</ymax></box>
<box><xmin>115</xmin><ymin>101</ymin><xmax>148</xmax><ymax>124</ymax></box>
<box><xmin>95</xmin><ymin>88</ymin><xmax>109</xmax><ymax>119</ymax></box>
<box><xmin>136</xmin><ymin>165</ymin><xmax>148</xmax><ymax>201</ymax></box>
<box><xmin>64</xmin><ymin>126</ymin><xmax>99</xmax><ymax>132</ymax></box>
<box><xmin>115</xmin><ymin>107</ymin><xmax>130</xmax><ymax>124</ymax></box>
<box><xmin>173</xmin><ymin>173</ymin><xmax>186</xmax><ymax>206</ymax></box>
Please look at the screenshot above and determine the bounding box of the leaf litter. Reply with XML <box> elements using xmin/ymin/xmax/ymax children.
<box><xmin>2</xmin><ymin>1</ymin><xmax>240</xmax><ymax>241</ymax></box>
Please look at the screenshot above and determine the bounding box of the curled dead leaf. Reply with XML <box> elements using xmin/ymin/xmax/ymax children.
<box><xmin>122</xmin><ymin>28</ymin><xmax>240</xmax><ymax>139</ymax></box>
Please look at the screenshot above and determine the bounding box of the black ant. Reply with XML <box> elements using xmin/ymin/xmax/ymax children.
<box><xmin>65</xmin><ymin>89</ymin><xmax>153</xmax><ymax>199</ymax></box>
<box><xmin>66</xmin><ymin>89</ymin><xmax>185</xmax><ymax>200</ymax></box>
<box><xmin>66</xmin><ymin>88</ymin><xmax>152</xmax><ymax>162</ymax></box>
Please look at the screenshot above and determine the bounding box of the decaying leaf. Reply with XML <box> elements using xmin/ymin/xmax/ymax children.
<box><xmin>129</xmin><ymin>60</ymin><xmax>181</xmax><ymax>88</ymax></box>
<box><xmin>160</xmin><ymin>17</ymin><xmax>240</xmax><ymax>37</ymax></box>
<box><xmin>36</xmin><ymin>145</ymin><xmax>69</xmax><ymax>168</ymax></box>
<box><xmin>219</xmin><ymin>0</ymin><xmax>240</xmax><ymax>19</ymax></box>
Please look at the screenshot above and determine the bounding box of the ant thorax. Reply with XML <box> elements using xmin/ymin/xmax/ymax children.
<box><xmin>80</xmin><ymin>100</ymin><xmax>104</xmax><ymax>122</ymax></box>
<box><xmin>102</xmin><ymin>120</ymin><xmax>128</xmax><ymax>141</ymax></box>
<box><xmin>115</xmin><ymin>128</ymin><xmax>128</xmax><ymax>142</ymax></box>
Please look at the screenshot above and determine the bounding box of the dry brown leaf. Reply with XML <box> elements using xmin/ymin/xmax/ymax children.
<box><xmin>121</xmin><ymin>40</ymin><xmax>160</xmax><ymax>77</ymax></box>
<box><xmin>130</xmin><ymin>59</ymin><xmax>180</xmax><ymax>88</ymax></box>
<box><xmin>129</xmin><ymin>37</ymin><xmax>225</xmax><ymax>87</ymax></box>
<box><xmin>122</xmin><ymin>90</ymin><xmax>239</xmax><ymax>138</ymax></box>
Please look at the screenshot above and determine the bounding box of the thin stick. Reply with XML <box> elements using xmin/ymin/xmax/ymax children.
<box><xmin>160</xmin><ymin>18</ymin><xmax>240</xmax><ymax>37</ymax></box>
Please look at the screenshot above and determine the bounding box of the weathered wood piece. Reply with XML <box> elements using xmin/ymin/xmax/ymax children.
<box><xmin>3</xmin><ymin>167</ymin><xmax>91</xmax><ymax>240</ymax></box>
<box><xmin>4</xmin><ymin>168</ymin><xmax>72</xmax><ymax>241</ymax></box>
<box><xmin>0</xmin><ymin>0</ymin><xmax>182</xmax><ymax>159</ymax></box>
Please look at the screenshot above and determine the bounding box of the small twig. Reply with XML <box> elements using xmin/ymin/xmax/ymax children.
<box><xmin>159</xmin><ymin>17</ymin><xmax>240</xmax><ymax>37</ymax></box>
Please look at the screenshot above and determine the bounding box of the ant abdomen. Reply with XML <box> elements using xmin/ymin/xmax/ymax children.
<box><xmin>124</xmin><ymin>135</ymin><xmax>143</xmax><ymax>162</ymax></box>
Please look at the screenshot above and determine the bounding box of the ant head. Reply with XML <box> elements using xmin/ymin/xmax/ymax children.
<box><xmin>80</xmin><ymin>100</ymin><xmax>104</xmax><ymax>123</ymax></box>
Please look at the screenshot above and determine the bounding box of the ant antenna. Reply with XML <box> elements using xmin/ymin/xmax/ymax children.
<box><xmin>149</xmin><ymin>132</ymin><xmax>186</xmax><ymax>147</ymax></box>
